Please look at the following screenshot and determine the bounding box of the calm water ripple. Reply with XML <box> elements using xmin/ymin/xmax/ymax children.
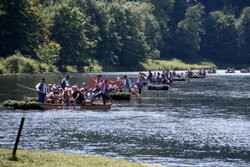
<box><xmin>0</xmin><ymin>71</ymin><xmax>250</xmax><ymax>166</ymax></box>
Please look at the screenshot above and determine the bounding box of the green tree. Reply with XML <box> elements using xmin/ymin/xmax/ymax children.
<box><xmin>0</xmin><ymin>0</ymin><xmax>49</xmax><ymax>58</ymax></box>
<box><xmin>236</xmin><ymin>7</ymin><xmax>250</xmax><ymax>64</ymax></box>
<box><xmin>35</xmin><ymin>41</ymin><xmax>61</xmax><ymax>64</ymax></box>
<box><xmin>175</xmin><ymin>3</ymin><xmax>205</xmax><ymax>61</ymax></box>
<box><xmin>50</xmin><ymin>0</ymin><xmax>93</xmax><ymax>71</ymax></box>
<box><xmin>201</xmin><ymin>11</ymin><xmax>238</xmax><ymax>63</ymax></box>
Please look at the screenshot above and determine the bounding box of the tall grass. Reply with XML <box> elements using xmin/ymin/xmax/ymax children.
<box><xmin>140</xmin><ymin>59</ymin><xmax>216</xmax><ymax>70</ymax></box>
<box><xmin>0</xmin><ymin>148</ymin><xmax>147</xmax><ymax>167</ymax></box>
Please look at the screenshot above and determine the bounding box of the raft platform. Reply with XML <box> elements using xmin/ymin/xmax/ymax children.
<box><xmin>173</xmin><ymin>78</ymin><xmax>189</xmax><ymax>81</ymax></box>
<box><xmin>189</xmin><ymin>75</ymin><xmax>205</xmax><ymax>78</ymax></box>
<box><xmin>147</xmin><ymin>84</ymin><xmax>170</xmax><ymax>90</ymax></box>
<box><xmin>3</xmin><ymin>100</ymin><xmax>111</xmax><ymax>110</ymax></box>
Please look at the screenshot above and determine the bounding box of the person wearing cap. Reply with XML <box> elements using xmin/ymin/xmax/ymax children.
<box><xmin>61</xmin><ymin>75</ymin><xmax>70</xmax><ymax>89</ymax></box>
<box><xmin>35</xmin><ymin>78</ymin><xmax>47</xmax><ymax>103</ymax></box>
<box><xmin>123</xmin><ymin>75</ymin><xmax>131</xmax><ymax>92</ymax></box>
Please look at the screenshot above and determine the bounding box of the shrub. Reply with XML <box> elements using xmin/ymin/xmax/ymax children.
<box><xmin>3</xmin><ymin>51</ymin><xmax>39</xmax><ymax>74</ymax></box>
<box><xmin>2</xmin><ymin>51</ymin><xmax>58</xmax><ymax>74</ymax></box>
<box><xmin>83</xmin><ymin>60</ymin><xmax>103</xmax><ymax>72</ymax></box>
<box><xmin>0</xmin><ymin>61</ymin><xmax>4</xmax><ymax>74</ymax></box>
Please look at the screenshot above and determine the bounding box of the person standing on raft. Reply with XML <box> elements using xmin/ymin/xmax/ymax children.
<box><xmin>136</xmin><ymin>75</ymin><xmax>144</xmax><ymax>95</ymax></box>
<box><xmin>61</xmin><ymin>75</ymin><xmax>70</xmax><ymax>89</ymax></box>
<box><xmin>36</xmin><ymin>78</ymin><xmax>47</xmax><ymax>103</ymax></box>
<box><xmin>95</xmin><ymin>79</ymin><xmax>109</xmax><ymax>105</ymax></box>
<box><xmin>123</xmin><ymin>75</ymin><xmax>131</xmax><ymax>92</ymax></box>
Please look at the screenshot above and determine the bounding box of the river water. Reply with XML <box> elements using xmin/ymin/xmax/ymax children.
<box><xmin>0</xmin><ymin>70</ymin><xmax>249</xmax><ymax>167</ymax></box>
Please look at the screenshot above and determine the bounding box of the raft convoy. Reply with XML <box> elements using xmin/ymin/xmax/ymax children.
<box><xmin>2</xmin><ymin>67</ymin><xmax>250</xmax><ymax>111</ymax></box>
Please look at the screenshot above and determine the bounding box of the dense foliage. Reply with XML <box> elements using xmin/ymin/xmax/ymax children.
<box><xmin>0</xmin><ymin>0</ymin><xmax>250</xmax><ymax>72</ymax></box>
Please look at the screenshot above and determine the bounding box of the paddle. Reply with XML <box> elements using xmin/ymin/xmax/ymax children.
<box><xmin>16</xmin><ymin>83</ymin><xmax>46</xmax><ymax>95</ymax></box>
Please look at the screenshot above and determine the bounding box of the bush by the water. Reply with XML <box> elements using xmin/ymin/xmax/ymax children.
<box><xmin>0</xmin><ymin>60</ymin><xmax>4</xmax><ymax>74</ymax></box>
<box><xmin>1</xmin><ymin>51</ymin><xmax>58</xmax><ymax>74</ymax></box>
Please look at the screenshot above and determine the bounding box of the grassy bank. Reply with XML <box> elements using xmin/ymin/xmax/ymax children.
<box><xmin>0</xmin><ymin>148</ymin><xmax>150</xmax><ymax>167</ymax></box>
<box><xmin>0</xmin><ymin>55</ymin><xmax>218</xmax><ymax>74</ymax></box>
<box><xmin>140</xmin><ymin>59</ymin><xmax>216</xmax><ymax>71</ymax></box>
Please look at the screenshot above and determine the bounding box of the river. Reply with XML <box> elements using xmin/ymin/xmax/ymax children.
<box><xmin>0</xmin><ymin>70</ymin><xmax>249</xmax><ymax>166</ymax></box>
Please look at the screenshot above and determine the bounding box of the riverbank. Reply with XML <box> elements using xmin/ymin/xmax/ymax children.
<box><xmin>0</xmin><ymin>55</ymin><xmax>215</xmax><ymax>74</ymax></box>
<box><xmin>1</xmin><ymin>55</ymin><xmax>249</xmax><ymax>74</ymax></box>
<box><xmin>0</xmin><ymin>148</ymin><xmax>163</xmax><ymax>167</ymax></box>
<box><xmin>140</xmin><ymin>59</ymin><xmax>215</xmax><ymax>71</ymax></box>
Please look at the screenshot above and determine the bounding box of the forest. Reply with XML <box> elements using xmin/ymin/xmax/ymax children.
<box><xmin>0</xmin><ymin>0</ymin><xmax>250</xmax><ymax>73</ymax></box>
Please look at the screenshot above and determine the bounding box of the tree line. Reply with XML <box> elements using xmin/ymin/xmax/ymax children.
<box><xmin>0</xmin><ymin>0</ymin><xmax>250</xmax><ymax>72</ymax></box>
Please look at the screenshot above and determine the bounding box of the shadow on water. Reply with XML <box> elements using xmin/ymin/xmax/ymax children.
<box><xmin>0</xmin><ymin>72</ymin><xmax>250</xmax><ymax>166</ymax></box>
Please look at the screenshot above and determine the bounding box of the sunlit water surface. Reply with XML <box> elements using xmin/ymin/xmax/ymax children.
<box><xmin>0</xmin><ymin>71</ymin><xmax>249</xmax><ymax>167</ymax></box>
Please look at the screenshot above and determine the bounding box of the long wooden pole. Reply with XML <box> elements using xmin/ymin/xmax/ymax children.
<box><xmin>12</xmin><ymin>117</ymin><xmax>25</xmax><ymax>160</ymax></box>
<box><xmin>85</xmin><ymin>72</ymin><xmax>118</xmax><ymax>105</ymax></box>
<box><xmin>16</xmin><ymin>83</ymin><xmax>46</xmax><ymax>94</ymax></box>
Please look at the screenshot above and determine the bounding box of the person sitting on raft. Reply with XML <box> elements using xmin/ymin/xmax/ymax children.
<box><xmin>72</xmin><ymin>86</ymin><xmax>85</xmax><ymax>104</ymax></box>
<box><xmin>109</xmin><ymin>80</ymin><xmax>117</xmax><ymax>92</ymax></box>
<box><xmin>45</xmin><ymin>85</ymin><xmax>54</xmax><ymax>103</ymax></box>
<box><xmin>36</xmin><ymin>78</ymin><xmax>47</xmax><ymax>103</ymax></box>
<box><xmin>82</xmin><ymin>82</ymin><xmax>88</xmax><ymax>92</ymax></box>
<box><xmin>61</xmin><ymin>75</ymin><xmax>70</xmax><ymax>89</ymax></box>
<box><xmin>55</xmin><ymin>88</ymin><xmax>64</xmax><ymax>104</ymax></box>
<box><xmin>80</xmin><ymin>88</ymin><xmax>87</xmax><ymax>99</ymax></box>
<box><xmin>63</xmin><ymin>89</ymin><xmax>70</xmax><ymax>105</ymax></box>
<box><xmin>87</xmin><ymin>89</ymin><xmax>95</xmax><ymax>104</ymax></box>
<box><xmin>131</xmin><ymin>85</ymin><xmax>137</xmax><ymax>95</ymax></box>
<box><xmin>115</xmin><ymin>77</ymin><xmax>123</xmax><ymax>92</ymax></box>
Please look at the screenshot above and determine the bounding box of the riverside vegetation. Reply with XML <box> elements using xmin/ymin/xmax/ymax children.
<box><xmin>0</xmin><ymin>148</ymin><xmax>150</xmax><ymax>167</ymax></box>
<box><xmin>0</xmin><ymin>0</ymin><xmax>250</xmax><ymax>74</ymax></box>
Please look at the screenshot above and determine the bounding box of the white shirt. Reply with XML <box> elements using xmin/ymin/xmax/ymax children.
<box><xmin>46</xmin><ymin>92</ymin><xmax>54</xmax><ymax>98</ymax></box>
<box><xmin>62</xmin><ymin>78</ymin><xmax>70</xmax><ymax>87</ymax></box>
<box><xmin>87</xmin><ymin>93</ymin><xmax>94</xmax><ymax>101</ymax></box>
<box><xmin>35</xmin><ymin>82</ymin><xmax>47</xmax><ymax>93</ymax></box>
